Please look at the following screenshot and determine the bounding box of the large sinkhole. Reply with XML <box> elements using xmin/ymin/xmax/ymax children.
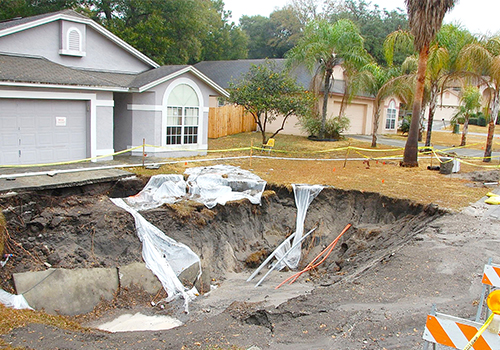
<box><xmin>0</xmin><ymin>173</ymin><xmax>442</xmax><ymax>312</ymax></box>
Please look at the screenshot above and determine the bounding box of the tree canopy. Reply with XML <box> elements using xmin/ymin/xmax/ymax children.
<box><xmin>0</xmin><ymin>0</ymin><xmax>248</xmax><ymax>65</ymax></box>
<box><xmin>227</xmin><ymin>61</ymin><xmax>315</xmax><ymax>145</ymax></box>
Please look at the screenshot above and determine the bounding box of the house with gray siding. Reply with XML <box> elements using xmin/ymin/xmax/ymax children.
<box><xmin>0</xmin><ymin>10</ymin><xmax>227</xmax><ymax>166</ymax></box>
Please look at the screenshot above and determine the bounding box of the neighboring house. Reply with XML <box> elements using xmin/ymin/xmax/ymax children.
<box><xmin>0</xmin><ymin>10</ymin><xmax>227</xmax><ymax>166</ymax></box>
<box><xmin>423</xmin><ymin>87</ymin><xmax>461</xmax><ymax>129</ymax></box>
<box><xmin>194</xmin><ymin>59</ymin><xmax>401</xmax><ymax>137</ymax></box>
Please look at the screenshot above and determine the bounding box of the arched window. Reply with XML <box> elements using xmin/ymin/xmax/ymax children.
<box><xmin>166</xmin><ymin>84</ymin><xmax>200</xmax><ymax>145</ymax></box>
<box><xmin>385</xmin><ymin>100</ymin><xmax>397</xmax><ymax>130</ymax></box>
<box><xmin>67</xmin><ymin>28</ymin><xmax>81</xmax><ymax>52</ymax></box>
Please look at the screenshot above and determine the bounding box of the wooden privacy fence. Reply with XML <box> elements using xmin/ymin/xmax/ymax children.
<box><xmin>208</xmin><ymin>104</ymin><xmax>256</xmax><ymax>138</ymax></box>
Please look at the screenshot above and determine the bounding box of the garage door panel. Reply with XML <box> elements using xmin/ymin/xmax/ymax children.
<box><xmin>20</xmin><ymin>133</ymin><xmax>36</xmax><ymax>147</ymax></box>
<box><xmin>1</xmin><ymin>151</ymin><xmax>20</xmax><ymax>165</ymax></box>
<box><xmin>1</xmin><ymin>116</ymin><xmax>18</xmax><ymax>130</ymax></box>
<box><xmin>0</xmin><ymin>99</ymin><xmax>88</xmax><ymax>165</ymax></box>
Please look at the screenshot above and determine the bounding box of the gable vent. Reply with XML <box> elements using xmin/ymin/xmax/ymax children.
<box><xmin>68</xmin><ymin>29</ymin><xmax>80</xmax><ymax>51</ymax></box>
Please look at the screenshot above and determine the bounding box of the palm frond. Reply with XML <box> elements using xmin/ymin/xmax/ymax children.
<box><xmin>384</xmin><ymin>30</ymin><xmax>414</xmax><ymax>66</ymax></box>
<box><xmin>405</xmin><ymin>0</ymin><xmax>457</xmax><ymax>51</ymax></box>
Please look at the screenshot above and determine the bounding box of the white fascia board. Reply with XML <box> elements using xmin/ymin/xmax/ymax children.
<box><xmin>137</xmin><ymin>66</ymin><xmax>193</xmax><ymax>92</ymax></box>
<box><xmin>0</xmin><ymin>81</ymin><xmax>129</xmax><ymax>92</ymax></box>
<box><xmin>138</xmin><ymin>66</ymin><xmax>229</xmax><ymax>97</ymax></box>
<box><xmin>0</xmin><ymin>13</ymin><xmax>160</xmax><ymax>69</ymax></box>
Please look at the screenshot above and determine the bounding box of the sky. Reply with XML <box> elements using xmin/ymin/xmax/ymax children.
<box><xmin>223</xmin><ymin>0</ymin><xmax>500</xmax><ymax>36</ymax></box>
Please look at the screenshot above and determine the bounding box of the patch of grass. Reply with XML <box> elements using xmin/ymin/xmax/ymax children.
<box><xmin>385</xmin><ymin>129</ymin><xmax>500</xmax><ymax>152</ymax></box>
<box><xmin>0</xmin><ymin>304</ymin><xmax>85</xmax><ymax>349</ymax></box>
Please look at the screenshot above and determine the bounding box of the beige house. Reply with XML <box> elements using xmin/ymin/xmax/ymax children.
<box><xmin>195</xmin><ymin>59</ymin><xmax>402</xmax><ymax>138</ymax></box>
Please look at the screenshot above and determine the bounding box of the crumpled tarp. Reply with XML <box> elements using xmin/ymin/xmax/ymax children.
<box><xmin>275</xmin><ymin>184</ymin><xmax>324</xmax><ymax>269</ymax></box>
<box><xmin>0</xmin><ymin>288</ymin><xmax>32</xmax><ymax>310</ymax></box>
<box><xmin>111</xmin><ymin>198</ymin><xmax>200</xmax><ymax>313</ymax></box>
<box><xmin>112</xmin><ymin>165</ymin><xmax>267</xmax><ymax>312</ymax></box>
<box><xmin>185</xmin><ymin>165</ymin><xmax>266</xmax><ymax>209</ymax></box>
<box><xmin>123</xmin><ymin>165</ymin><xmax>266</xmax><ymax>210</ymax></box>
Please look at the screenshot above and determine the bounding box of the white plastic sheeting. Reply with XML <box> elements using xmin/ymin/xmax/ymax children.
<box><xmin>123</xmin><ymin>174</ymin><xmax>186</xmax><ymax>211</ymax></box>
<box><xmin>111</xmin><ymin>198</ymin><xmax>200</xmax><ymax>313</ymax></box>
<box><xmin>122</xmin><ymin>165</ymin><xmax>266</xmax><ymax>210</ymax></box>
<box><xmin>275</xmin><ymin>184</ymin><xmax>323</xmax><ymax>270</ymax></box>
<box><xmin>112</xmin><ymin>165</ymin><xmax>266</xmax><ymax>312</ymax></box>
<box><xmin>0</xmin><ymin>289</ymin><xmax>32</xmax><ymax>310</ymax></box>
<box><xmin>185</xmin><ymin>165</ymin><xmax>266</xmax><ymax>209</ymax></box>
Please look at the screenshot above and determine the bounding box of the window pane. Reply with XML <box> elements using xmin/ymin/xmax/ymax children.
<box><xmin>166</xmin><ymin>126</ymin><xmax>182</xmax><ymax>145</ymax></box>
<box><xmin>184</xmin><ymin>126</ymin><xmax>198</xmax><ymax>144</ymax></box>
<box><xmin>184</xmin><ymin>107</ymin><xmax>199</xmax><ymax>126</ymax></box>
<box><xmin>167</xmin><ymin>84</ymin><xmax>199</xmax><ymax>106</ymax></box>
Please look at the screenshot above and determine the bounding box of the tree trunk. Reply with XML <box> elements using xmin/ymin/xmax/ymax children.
<box><xmin>402</xmin><ymin>45</ymin><xmax>429</xmax><ymax>167</ymax></box>
<box><xmin>484</xmin><ymin>89</ymin><xmax>499</xmax><ymax>162</ymax></box>
<box><xmin>320</xmin><ymin>69</ymin><xmax>333</xmax><ymax>139</ymax></box>
<box><xmin>371</xmin><ymin>101</ymin><xmax>381</xmax><ymax>148</ymax></box>
<box><xmin>261</xmin><ymin>111</ymin><xmax>268</xmax><ymax>145</ymax></box>
<box><xmin>425</xmin><ymin>87</ymin><xmax>438</xmax><ymax>147</ymax></box>
<box><xmin>460</xmin><ymin>116</ymin><xmax>469</xmax><ymax>146</ymax></box>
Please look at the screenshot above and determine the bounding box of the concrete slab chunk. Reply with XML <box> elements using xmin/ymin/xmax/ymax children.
<box><xmin>119</xmin><ymin>262</ymin><xmax>162</xmax><ymax>294</ymax></box>
<box><xmin>13</xmin><ymin>267</ymin><xmax>119</xmax><ymax>315</ymax></box>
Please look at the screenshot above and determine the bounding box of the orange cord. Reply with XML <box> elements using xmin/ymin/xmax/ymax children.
<box><xmin>275</xmin><ymin>223</ymin><xmax>352</xmax><ymax>289</ymax></box>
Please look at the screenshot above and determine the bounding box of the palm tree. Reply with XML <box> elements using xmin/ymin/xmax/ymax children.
<box><xmin>451</xmin><ymin>86</ymin><xmax>482</xmax><ymax>146</ymax></box>
<box><xmin>352</xmin><ymin>63</ymin><xmax>413</xmax><ymax>147</ymax></box>
<box><xmin>424</xmin><ymin>25</ymin><xmax>476</xmax><ymax>147</ymax></box>
<box><xmin>286</xmin><ymin>18</ymin><xmax>370</xmax><ymax>139</ymax></box>
<box><xmin>402</xmin><ymin>0</ymin><xmax>457</xmax><ymax>167</ymax></box>
<box><xmin>458</xmin><ymin>37</ymin><xmax>500</xmax><ymax>162</ymax></box>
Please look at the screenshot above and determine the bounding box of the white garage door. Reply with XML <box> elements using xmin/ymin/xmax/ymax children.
<box><xmin>345</xmin><ymin>103</ymin><xmax>368</xmax><ymax>134</ymax></box>
<box><xmin>0</xmin><ymin>99</ymin><xmax>88</xmax><ymax>165</ymax></box>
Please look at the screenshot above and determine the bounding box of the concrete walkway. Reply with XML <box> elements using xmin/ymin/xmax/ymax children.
<box><xmin>0</xmin><ymin>155</ymin><xmax>156</xmax><ymax>193</ymax></box>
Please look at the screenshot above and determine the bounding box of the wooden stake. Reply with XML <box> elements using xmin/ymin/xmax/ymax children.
<box><xmin>250</xmin><ymin>139</ymin><xmax>253</xmax><ymax>168</ymax></box>
<box><xmin>142</xmin><ymin>138</ymin><xmax>146</xmax><ymax>167</ymax></box>
<box><xmin>343</xmin><ymin>148</ymin><xmax>350</xmax><ymax>168</ymax></box>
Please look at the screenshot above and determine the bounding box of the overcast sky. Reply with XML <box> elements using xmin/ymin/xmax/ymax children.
<box><xmin>224</xmin><ymin>0</ymin><xmax>500</xmax><ymax>36</ymax></box>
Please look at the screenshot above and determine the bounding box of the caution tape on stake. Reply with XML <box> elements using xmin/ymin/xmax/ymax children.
<box><xmin>2</xmin><ymin>141</ymin><xmax>499</xmax><ymax>169</ymax></box>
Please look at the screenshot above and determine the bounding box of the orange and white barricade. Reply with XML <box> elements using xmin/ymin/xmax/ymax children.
<box><xmin>423</xmin><ymin>310</ymin><xmax>500</xmax><ymax>349</ymax></box>
<box><xmin>423</xmin><ymin>260</ymin><xmax>500</xmax><ymax>349</ymax></box>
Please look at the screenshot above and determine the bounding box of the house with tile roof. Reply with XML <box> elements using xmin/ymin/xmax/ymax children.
<box><xmin>0</xmin><ymin>10</ymin><xmax>227</xmax><ymax>166</ymax></box>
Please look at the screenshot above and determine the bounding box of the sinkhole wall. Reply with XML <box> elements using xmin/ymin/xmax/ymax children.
<box><xmin>1</xmin><ymin>177</ymin><xmax>443</xmax><ymax>297</ymax></box>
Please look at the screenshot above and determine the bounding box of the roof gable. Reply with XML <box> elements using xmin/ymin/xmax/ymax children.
<box><xmin>0</xmin><ymin>10</ymin><xmax>159</xmax><ymax>69</ymax></box>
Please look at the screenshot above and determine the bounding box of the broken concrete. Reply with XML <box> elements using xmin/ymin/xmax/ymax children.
<box><xmin>14</xmin><ymin>267</ymin><xmax>119</xmax><ymax>315</ymax></box>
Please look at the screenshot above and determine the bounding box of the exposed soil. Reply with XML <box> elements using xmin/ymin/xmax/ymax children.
<box><xmin>1</xmin><ymin>174</ymin><xmax>499</xmax><ymax>349</ymax></box>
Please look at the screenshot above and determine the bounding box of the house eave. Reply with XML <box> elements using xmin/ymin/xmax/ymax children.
<box><xmin>0</xmin><ymin>81</ymin><xmax>129</xmax><ymax>92</ymax></box>
<box><xmin>137</xmin><ymin>66</ymin><xmax>229</xmax><ymax>97</ymax></box>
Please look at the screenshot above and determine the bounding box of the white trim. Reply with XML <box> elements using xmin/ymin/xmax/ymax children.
<box><xmin>138</xmin><ymin>66</ymin><xmax>229</xmax><ymax>97</ymax></box>
<box><xmin>203</xmin><ymin>106</ymin><xmax>209</xmax><ymax>113</ymax></box>
<box><xmin>161</xmin><ymin>77</ymin><xmax>204</xmax><ymax>148</ymax></box>
<box><xmin>59</xmin><ymin>49</ymin><xmax>86</xmax><ymax>57</ymax></box>
<box><xmin>0</xmin><ymin>81</ymin><xmax>129</xmax><ymax>92</ymax></box>
<box><xmin>0</xmin><ymin>90</ymin><xmax>98</xmax><ymax>160</ymax></box>
<box><xmin>95</xmin><ymin>148</ymin><xmax>115</xmax><ymax>156</ymax></box>
<box><xmin>0</xmin><ymin>12</ymin><xmax>159</xmax><ymax>69</ymax></box>
<box><xmin>96</xmin><ymin>100</ymin><xmax>114</xmax><ymax>107</ymax></box>
<box><xmin>127</xmin><ymin>104</ymin><xmax>162</xmax><ymax>111</ymax></box>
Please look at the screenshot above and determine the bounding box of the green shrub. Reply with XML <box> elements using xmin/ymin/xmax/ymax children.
<box><xmin>299</xmin><ymin>115</ymin><xmax>350</xmax><ymax>140</ymax></box>
<box><xmin>399</xmin><ymin>116</ymin><xmax>411</xmax><ymax>134</ymax></box>
<box><xmin>469</xmin><ymin>118</ymin><xmax>478</xmax><ymax>125</ymax></box>
<box><xmin>478</xmin><ymin>115</ymin><xmax>487</xmax><ymax>127</ymax></box>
